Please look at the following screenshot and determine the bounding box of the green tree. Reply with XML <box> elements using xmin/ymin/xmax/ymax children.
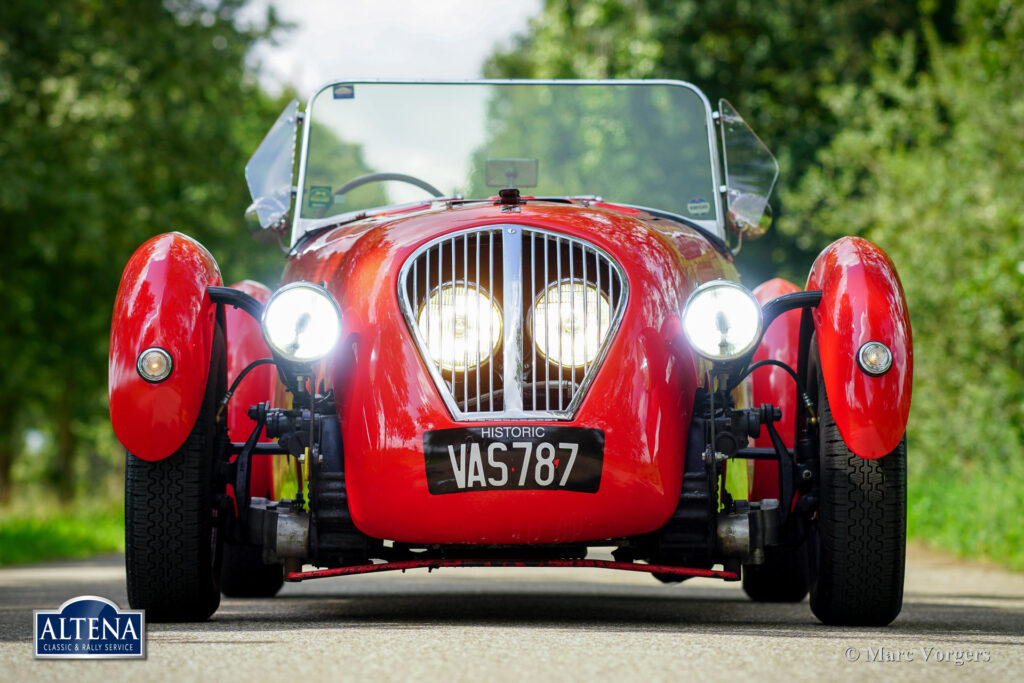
<box><xmin>783</xmin><ymin>0</ymin><xmax>1024</xmax><ymax>564</ymax></box>
<box><xmin>486</xmin><ymin>0</ymin><xmax>957</xmax><ymax>282</ymax></box>
<box><xmin>0</xmin><ymin>0</ymin><xmax>288</xmax><ymax>501</ymax></box>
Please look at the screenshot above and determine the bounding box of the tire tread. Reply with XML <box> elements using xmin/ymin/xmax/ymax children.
<box><xmin>124</xmin><ymin>330</ymin><xmax>225</xmax><ymax>622</ymax></box>
<box><xmin>810</xmin><ymin>378</ymin><xmax>906</xmax><ymax>626</ymax></box>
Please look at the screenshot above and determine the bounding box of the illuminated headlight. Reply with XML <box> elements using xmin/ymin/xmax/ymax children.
<box><xmin>532</xmin><ymin>281</ymin><xmax>611</xmax><ymax>368</ymax></box>
<box><xmin>417</xmin><ymin>284</ymin><xmax>502</xmax><ymax>372</ymax></box>
<box><xmin>682</xmin><ymin>280</ymin><xmax>762</xmax><ymax>361</ymax></box>
<box><xmin>857</xmin><ymin>341</ymin><xmax>892</xmax><ymax>375</ymax></box>
<box><xmin>137</xmin><ymin>347</ymin><xmax>173</xmax><ymax>382</ymax></box>
<box><xmin>261</xmin><ymin>282</ymin><xmax>342</xmax><ymax>363</ymax></box>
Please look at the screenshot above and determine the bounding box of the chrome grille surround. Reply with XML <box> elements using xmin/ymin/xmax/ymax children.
<box><xmin>398</xmin><ymin>225</ymin><xmax>628</xmax><ymax>421</ymax></box>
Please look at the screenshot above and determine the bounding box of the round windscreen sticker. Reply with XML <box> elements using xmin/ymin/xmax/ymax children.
<box><xmin>687</xmin><ymin>198</ymin><xmax>711</xmax><ymax>216</ymax></box>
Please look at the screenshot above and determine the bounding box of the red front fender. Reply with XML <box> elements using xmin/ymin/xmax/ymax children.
<box><xmin>806</xmin><ymin>237</ymin><xmax>912</xmax><ymax>459</ymax></box>
<box><xmin>109</xmin><ymin>232</ymin><xmax>222</xmax><ymax>461</ymax></box>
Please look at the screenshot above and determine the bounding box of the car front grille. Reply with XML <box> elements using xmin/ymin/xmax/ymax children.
<box><xmin>398</xmin><ymin>225</ymin><xmax>627</xmax><ymax>420</ymax></box>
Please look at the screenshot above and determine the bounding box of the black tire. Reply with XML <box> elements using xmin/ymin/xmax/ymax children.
<box><xmin>809</xmin><ymin>364</ymin><xmax>906</xmax><ymax>626</ymax></box>
<box><xmin>742</xmin><ymin>543</ymin><xmax>810</xmax><ymax>602</ymax></box>
<box><xmin>220</xmin><ymin>543</ymin><xmax>284</xmax><ymax>598</ymax></box>
<box><xmin>125</xmin><ymin>328</ymin><xmax>227</xmax><ymax>622</ymax></box>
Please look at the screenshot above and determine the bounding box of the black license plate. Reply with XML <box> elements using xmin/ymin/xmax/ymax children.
<box><xmin>424</xmin><ymin>426</ymin><xmax>603</xmax><ymax>494</ymax></box>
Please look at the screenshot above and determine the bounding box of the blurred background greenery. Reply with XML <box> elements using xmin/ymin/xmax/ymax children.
<box><xmin>1</xmin><ymin>0</ymin><xmax>1021</xmax><ymax>569</ymax></box>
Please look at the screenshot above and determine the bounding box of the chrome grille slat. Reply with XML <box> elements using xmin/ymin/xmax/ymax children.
<box><xmin>556</xmin><ymin>236</ymin><xmax>563</xmax><ymax>411</ymax></box>
<box><xmin>463</xmin><ymin>235</ymin><xmax>468</xmax><ymax>410</ymax></box>
<box><xmin>488</xmin><ymin>231</ymin><xmax>495</xmax><ymax>412</ymax></box>
<box><xmin>449</xmin><ymin>238</ymin><xmax>456</xmax><ymax>397</ymax></box>
<box><xmin>399</xmin><ymin>225</ymin><xmax>627</xmax><ymax>421</ymax></box>
<box><xmin>595</xmin><ymin>245</ymin><xmax>602</xmax><ymax>346</ymax></box>
<box><xmin>543</xmin><ymin>235</ymin><xmax>550</xmax><ymax>410</ymax></box>
<box><xmin>424</xmin><ymin>245</ymin><xmax>430</xmax><ymax>353</ymax></box>
<box><xmin>530</xmin><ymin>231</ymin><xmax>537</xmax><ymax>411</ymax></box>
<box><xmin>582</xmin><ymin>244</ymin><xmax>589</xmax><ymax>379</ymax></box>
<box><xmin>570</xmin><ymin>241</ymin><xmax>577</xmax><ymax>392</ymax></box>
<box><xmin>475</xmin><ymin>233</ymin><xmax>481</xmax><ymax>411</ymax></box>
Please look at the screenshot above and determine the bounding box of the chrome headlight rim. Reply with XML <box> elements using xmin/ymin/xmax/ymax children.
<box><xmin>682</xmin><ymin>279</ymin><xmax>763</xmax><ymax>362</ymax></box>
<box><xmin>260</xmin><ymin>281</ymin><xmax>343</xmax><ymax>364</ymax></box>
<box><xmin>529</xmin><ymin>278</ymin><xmax>613</xmax><ymax>369</ymax></box>
<box><xmin>416</xmin><ymin>281</ymin><xmax>503</xmax><ymax>373</ymax></box>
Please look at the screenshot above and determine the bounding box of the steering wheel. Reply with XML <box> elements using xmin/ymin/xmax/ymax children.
<box><xmin>316</xmin><ymin>172</ymin><xmax>444</xmax><ymax>218</ymax></box>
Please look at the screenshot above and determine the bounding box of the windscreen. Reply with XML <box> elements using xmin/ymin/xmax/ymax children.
<box><xmin>245</xmin><ymin>99</ymin><xmax>299</xmax><ymax>228</ymax></box>
<box><xmin>298</xmin><ymin>81</ymin><xmax>719</xmax><ymax>233</ymax></box>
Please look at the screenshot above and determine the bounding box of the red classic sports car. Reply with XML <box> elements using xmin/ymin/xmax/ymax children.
<box><xmin>109</xmin><ymin>80</ymin><xmax>911</xmax><ymax>625</ymax></box>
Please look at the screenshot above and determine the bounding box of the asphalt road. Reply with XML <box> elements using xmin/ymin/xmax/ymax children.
<box><xmin>2</xmin><ymin>545</ymin><xmax>1022</xmax><ymax>681</ymax></box>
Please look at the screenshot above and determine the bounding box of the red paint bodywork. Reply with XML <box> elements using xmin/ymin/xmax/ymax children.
<box><xmin>284</xmin><ymin>201</ymin><xmax>732</xmax><ymax>544</ymax></box>
<box><xmin>225</xmin><ymin>280</ymin><xmax>276</xmax><ymax>499</ymax></box>
<box><xmin>748</xmin><ymin>278</ymin><xmax>802</xmax><ymax>501</ymax></box>
<box><xmin>109</xmin><ymin>233</ymin><xmax>221</xmax><ymax>461</ymax></box>
<box><xmin>807</xmin><ymin>237</ymin><xmax>913</xmax><ymax>459</ymax></box>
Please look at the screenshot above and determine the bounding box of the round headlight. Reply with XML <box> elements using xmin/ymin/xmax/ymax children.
<box><xmin>532</xmin><ymin>281</ymin><xmax>612</xmax><ymax>368</ymax></box>
<box><xmin>261</xmin><ymin>282</ymin><xmax>342</xmax><ymax>363</ymax></box>
<box><xmin>682</xmin><ymin>280</ymin><xmax>762</xmax><ymax>361</ymax></box>
<box><xmin>137</xmin><ymin>347</ymin><xmax>173</xmax><ymax>383</ymax></box>
<box><xmin>417</xmin><ymin>283</ymin><xmax>502</xmax><ymax>372</ymax></box>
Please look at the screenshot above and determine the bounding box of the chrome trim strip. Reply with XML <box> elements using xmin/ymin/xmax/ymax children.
<box><xmin>502</xmin><ymin>227</ymin><xmax>524</xmax><ymax>415</ymax></box>
<box><xmin>475</xmin><ymin>233</ymin><xmax>482</xmax><ymax>409</ymax></box>
<box><xmin>290</xmin><ymin>89</ymin><xmax>315</xmax><ymax>247</ymax></box>
<box><xmin>396</xmin><ymin>225</ymin><xmax>629</xmax><ymax>421</ymax></box>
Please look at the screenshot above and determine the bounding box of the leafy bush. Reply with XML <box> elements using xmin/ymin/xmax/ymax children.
<box><xmin>0</xmin><ymin>499</ymin><xmax>124</xmax><ymax>566</ymax></box>
<box><xmin>783</xmin><ymin>2</ymin><xmax>1024</xmax><ymax>567</ymax></box>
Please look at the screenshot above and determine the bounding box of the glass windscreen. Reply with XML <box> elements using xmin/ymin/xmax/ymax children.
<box><xmin>299</xmin><ymin>82</ymin><xmax>718</xmax><ymax>230</ymax></box>
<box><xmin>245</xmin><ymin>99</ymin><xmax>299</xmax><ymax>228</ymax></box>
<box><xmin>718</xmin><ymin>99</ymin><xmax>778</xmax><ymax>232</ymax></box>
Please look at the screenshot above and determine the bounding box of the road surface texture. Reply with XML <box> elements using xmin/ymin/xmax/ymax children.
<box><xmin>1</xmin><ymin>544</ymin><xmax>1021</xmax><ymax>681</ymax></box>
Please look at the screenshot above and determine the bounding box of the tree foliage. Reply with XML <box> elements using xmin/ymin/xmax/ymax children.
<box><xmin>486</xmin><ymin>0</ymin><xmax>956</xmax><ymax>281</ymax></box>
<box><xmin>782</xmin><ymin>0</ymin><xmax>1024</xmax><ymax>563</ymax></box>
<box><xmin>465</xmin><ymin>82</ymin><xmax>715</xmax><ymax>217</ymax></box>
<box><xmin>0</xmin><ymin>0</ymin><xmax>289</xmax><ymax>500</ymax></box>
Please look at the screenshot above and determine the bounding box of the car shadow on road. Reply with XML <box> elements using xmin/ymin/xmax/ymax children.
<box><xmin>194</xmin><ymin>585</ymin><xmax>1024</xmax><ymax>641</ymax></box>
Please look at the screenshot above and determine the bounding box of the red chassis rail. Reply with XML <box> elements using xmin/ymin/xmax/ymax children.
<box><xmin>286</xmin><ymin>559</ymin><xmax>739</xmax><ymax>582</ymax></box>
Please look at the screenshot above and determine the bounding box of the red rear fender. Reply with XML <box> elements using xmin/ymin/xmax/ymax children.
<box><xmin>748</xmin><ymin>278</ymin><xmax>802</xmax><ymax>501</ymax></box>
<box><xmin>109</xmin><ymin>232</ymin><xmax>222</xmax><ymax>461</ymax></box>
<box><xmin>225</xmin><ymin>280</ymin><xmax>276</xmax><ymax>499</ymax></box>
<box><xmin>806</xmin><ymin>237</ymin><xmax>913</xmax><ymax>459</ymax></box>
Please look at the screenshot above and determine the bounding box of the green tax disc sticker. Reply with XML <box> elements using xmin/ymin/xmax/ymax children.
<box><xmin>308</xmin><ymin>186</ymin><xmax>333</xmax><ymax>207</ymax></box>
